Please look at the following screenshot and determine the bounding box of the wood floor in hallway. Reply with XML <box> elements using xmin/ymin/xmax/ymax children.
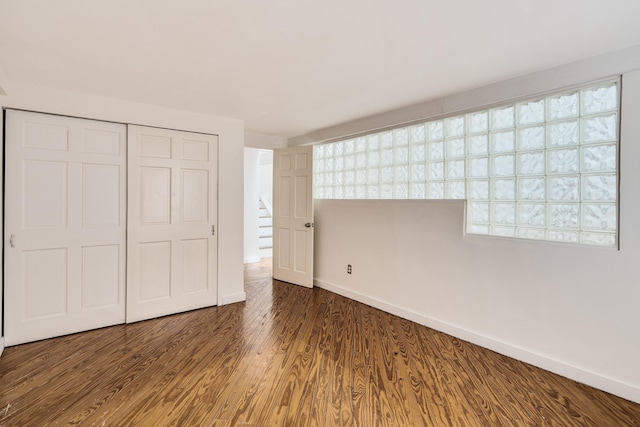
<box><xmin>1</xmin><ymin>258</ymin><xmax>639</xmax><ymax>426</ymax></box>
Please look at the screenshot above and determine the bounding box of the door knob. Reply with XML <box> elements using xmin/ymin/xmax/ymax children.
<box><xmin>304</xmin><ymin>223</ymin><xmax>313</xmax><ymax>228</ymax></box>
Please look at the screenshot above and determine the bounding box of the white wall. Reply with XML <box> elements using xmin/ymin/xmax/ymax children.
<box><xmin>259</xmin><ymin>150</ymin><xmax>273</xmax><ymax>211</ymax></box>
<box><xmin>244</xmin><ymin>148</ymin><xmax>261</xmax><ymax>263</ymax></box>
<box><xmin>0</xmin><ymin>109</ymin><xmax>4</xmax><ymax>356</ymax></box>
<box><xmin>245</xmin><ymin>131</ymin><xmax>287</xmax><ymax>150</ymax></box>
<box><xmin>313</xmin><ymin>69</ymin><xmax>640</xmax><ymax>404</ymax></box>
<box><xmin>0</xmin><ymin>66</ymin><xmax>8</xmax><ymax>95</ymax></box>
<box><xmin>1</xmin><ymin>81</ymin><xmax>246</xmax><ymax>307</ymax></box>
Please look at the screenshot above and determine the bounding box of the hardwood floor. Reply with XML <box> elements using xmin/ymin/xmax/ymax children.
<box><xmin>1</xmin><ymin>259</ymin><xmax>639</xmax><ymax>426</ymax></box>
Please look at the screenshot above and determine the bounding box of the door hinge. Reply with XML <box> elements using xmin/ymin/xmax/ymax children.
<box><xmin>212</xmin><ymin>225</ymin><xmax>215</xmax><ymax>236</ymax></box>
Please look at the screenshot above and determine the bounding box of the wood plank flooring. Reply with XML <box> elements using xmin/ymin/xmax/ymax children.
<box><xmin>1</xmin><ymin>258</ymin><xmax>639</xmax><ymax>426</ymax></box>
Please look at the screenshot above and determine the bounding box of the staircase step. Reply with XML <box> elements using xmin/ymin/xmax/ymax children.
<box><xmin>259</xmin><ymin>237</ymin><xmax>273</xmax><ymax>247</ymax></box>
<box><xmin>259</xmin><ymin>229</ymin><xmax>272</xmax><ymax>238</ymax></box>
<box><xmin>258</xmin><ymin>198</ymin><xmax>273</xmax><ymax>254</ymax></box>
<box><xmin>259</xmin><ymin>217</ymin><xmax>272</xmax><ymax>227</ymax></box>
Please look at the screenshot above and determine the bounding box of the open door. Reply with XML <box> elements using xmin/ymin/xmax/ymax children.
<box><xmin>272</xmin><ymin>146</ymin><xmax>314</xmax><ymax>287</ymax></box>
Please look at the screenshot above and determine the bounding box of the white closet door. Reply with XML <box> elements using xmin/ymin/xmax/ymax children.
<box><xmin>272</xmin><ymin>146</ymin><xmax>314</xmax><ymax>288</ymax></box>
<box><xmin>127</xmin><ymin>125</ymin><xmax>218</xmax><ymax>323</ymax></box>
<box><xmin>4</xmin><ymin>110</ymin><xmax>127</xmax><ymax>346</ymax></box>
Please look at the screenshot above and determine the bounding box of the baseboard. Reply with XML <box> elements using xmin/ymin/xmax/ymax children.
<box><xmin>0</xmin><ymin>336</ymin><xmax>4</xmax><ymax>359</ymax></box>
<box><xmin>313</xmin><ymin>279</ymin><xmax>426</xmax><ymax>329</ymax></box>
<box><xmin>313</xmin><ymin>278</ymin><xmax>640</xmax><ymax>405</ymax></box>
<box><xmin>420</xmin><ymin>315</ymin><xmax>640</xmax><ymax>405</ymax></box>
<box><xmin>244</xmin><ymin>256</ymin><xmax>261</xmax><ymax>264</ymax></box>
<box><xmin>220</xmin><ymin>292</ymin><xmax>246</xmax><ymax>305</ymax></box>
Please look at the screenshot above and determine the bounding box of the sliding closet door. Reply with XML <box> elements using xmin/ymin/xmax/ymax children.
<box><xmin>4</xmin><ymin>110</ymin><xmax>127</xmax><ymax>346</ymax></box>
<box><xmin>127</xmin><ymin>125</ymin><xmax>218</xmax><ymax>323</ymax></box>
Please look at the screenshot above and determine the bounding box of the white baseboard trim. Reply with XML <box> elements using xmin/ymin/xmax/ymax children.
<box><xmin>420</xmin><ymin>314</ymin><xmax>640</xmax><ymax>405</ymax></box>
<box><xmin>220</xmin><ymin>292</ymin><xmax>247</xmax><ymax>305</ymax></box>
<box><xmin>314</xmin><ymin>279</ymin><xmax>425</xmax><ymax>329</ymax></box>
<box><xmin>313</xmin><ymin>278</ymin><xmax>640</xmax><ymax>404</ymax></box>
<box><xmin>244</xmin><ymin>256</ymin><xmax>261</xmax><ymax>264</ymax></box>
<box><xmin>0</xmin><ymin>336</ymin><xmax>4</xmax><ymax>359</ymax></box>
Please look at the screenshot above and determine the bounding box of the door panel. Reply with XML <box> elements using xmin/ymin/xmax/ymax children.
<box><xmin>127</xmin><ymin>125</ymin><xmax>218</xmax><ymax>323</ymax></box>
<box><xmin>82</xmin><ymin>129</ymin><xmax>121</xmax><ymax>154</ymax></box>
<box><xmin>24</xmin><ymin>121</ymin><xmax>69</xmax><ymax>150</ymax></box>
<box><xmin>183</xmin><ymin>139</ymin><xmax>209</xmax><ymax>160</ymax></box>
<box><xmin>139</xmin><ymin>241</ymin><xmax>172</xmax><ymax>301</ymax></box>
<box><xmin>5</xmin><ymin>110</ymin><xmax>127</xmax><ymax>346</ymax></box>
<box><xmin>182</xmin><ymin>169</ymin><xmax>209</xmax><ymax>222</ymax></box>
<box><xmin>140</xmin><ymin>167</ymin><xmax>172</xmax><ymax>224</ymax></box>
<box><xmin>294</xmin><ymin>230</ymin><xmax>308</xmax><ymax>271</ymax></box>
<box><xmin>24</xmin><ymin>160</ymin><xmax>68</xmax><ymax>227</ymax></box>
<box><xmin>24</xmin><ymin>248</ymin><xmax>68</xmax><ymax>318</ymax></box>
<box><xmin>182</xmin><ymin>239</ymin><xmax>209</xmax><ymax>292</ymax></box>
<box><xmin>83</xmin><ymin>164</ymin><xmax>121</xmax><ymax>226</ymax></box>
<box><xmin>273</xmin><ymin>146</ymin><xmax>314</xmax><ymax>287</ymax></box>
<box><xmin>82</xmin><ymin>245</ymin><xmax>120</xmax><ymax>309</ymax></box>
<box><xmin>295</xmin><ymin>175</ymin><xmax>309</xmax><ymax>217</ymax></box>
<box><xmin>140</xmin><ymin>134</ymin><xmax>172</xmax><ymax>157</ymax></box>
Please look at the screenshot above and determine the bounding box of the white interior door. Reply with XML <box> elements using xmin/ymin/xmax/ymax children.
<box><xmin>272</xmin><ymin>146</ymin><xmax>314</xmax><ymax>287</ymax></box>
<box><xmin>4</xmin><ymin>110</ymin><xmax>127</xmax><ymax>346</ymax></box>
<box><xmin>127</xmin><ymin>125</ymin><xmax>218</xmax><ymax>323</ymax></box>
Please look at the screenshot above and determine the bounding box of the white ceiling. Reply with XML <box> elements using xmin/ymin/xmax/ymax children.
<box><xmin>2</xmin><ymin>0</ymin><xmax>640</xmax><ymax>138</ymax></box>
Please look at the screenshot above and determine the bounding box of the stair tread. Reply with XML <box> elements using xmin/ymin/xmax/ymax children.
<box><xmin>258</xmin><ymin>198</ymin><xmax>272</xmax><ymax>252</ymax></box>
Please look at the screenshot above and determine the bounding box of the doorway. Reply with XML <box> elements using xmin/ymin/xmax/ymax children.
<box><xmin>244</xmin><ymin>146</ymin><xmax>315</xmax><ymax>287</ymax></box>
<box><xmin>243</xmin><ymin>148</ymin><xmax>273</xmax><ymax>270</ymax></box>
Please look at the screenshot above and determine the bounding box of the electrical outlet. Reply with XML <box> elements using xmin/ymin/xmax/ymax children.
<box><xmin>347</xmin><ymin>264</ymin><xmax>352</xmax><ymax>274</ymax></box>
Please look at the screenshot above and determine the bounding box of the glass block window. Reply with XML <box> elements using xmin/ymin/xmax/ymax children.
<box><xmin>313</xmin><ymin>81</ymin><xmax>619</xmax><ymax>247</ymax></box>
